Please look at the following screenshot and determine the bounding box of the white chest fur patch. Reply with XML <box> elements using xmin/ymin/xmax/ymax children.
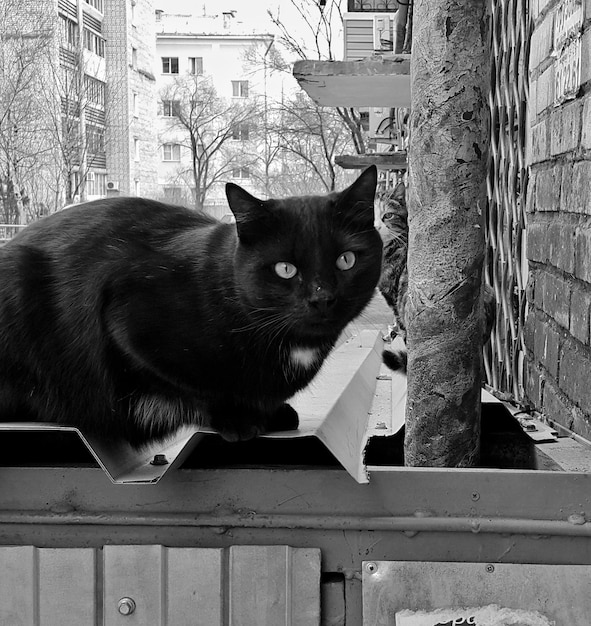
<box><xmin>290</xmin><ymin>346</ymin><xmax>320</xmax><ymax>369</ymax></box>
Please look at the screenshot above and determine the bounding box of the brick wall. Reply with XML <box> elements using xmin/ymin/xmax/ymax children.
<box><xmin>526</xmin><ymin>0</ymin><xmax>591</xmax><ymax>438</ymax></box>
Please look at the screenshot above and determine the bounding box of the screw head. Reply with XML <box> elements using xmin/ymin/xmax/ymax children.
<box><xmin>365</xmin><ymin>562</ymin><xmax>378</xmax><ymax>574</ymax></box>
<box><xmin>471</xmin><ymin>491</ymin><xmax>480</xmax><ymax>501</ymax></box>
<box><xmin>150</xmin><ymin>454</ymin><xmax>169</xmax><ymax>466</ymax></box>
<box><xmin>118</xmin><ymin>597</ymin><xmax>136</xmax><ymax>615</ymax></box>
<box><xmin>485</xmin><ymin>564</ymin><xmax>495</xmax><ymax>573</ymax></box>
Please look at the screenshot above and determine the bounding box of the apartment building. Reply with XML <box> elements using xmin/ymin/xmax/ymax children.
<box><xmin>155</xmin><ymin>10</ymin><xmax>277</xmax><ymax>215</ymax></box>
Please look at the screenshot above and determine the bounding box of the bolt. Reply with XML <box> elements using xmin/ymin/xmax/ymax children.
<box><xmin>365</xmin><ymin>562</ymin><xmax>378</xmax><ymax>574</ymax></box>
<box><xmin>485</xmin><ymin>564</ymin><xmax>495</xmax><ymax>573</ymax></box>
<box><xmin>471</xmin><ymin>491</ymin><xmax>480</xmax><ymax>501</ymax></box>
<box><xmin>150</xmin><ymin>454</ymin><xmax>169</xmax><ymax>466</ymax></box>
<box><xmin>118</xmin><ymin>597</ymin><xmax>136</xmax><ymax>615</ymax></box>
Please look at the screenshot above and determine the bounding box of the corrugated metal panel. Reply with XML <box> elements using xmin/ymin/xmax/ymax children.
<box><xmin>0</xmin><ymin>545</ymin><xmax>319</xmax><ymax>625</ymax></box>
<box><xmin>103</xmin><ymin>545</ymin><xmax>320</xmax><ymax>626</ymax></box>
<box><xmin>0</xmin><ymin>547</ymin><xmax>96</xmax><ymax>625</ymax></box>
<box><xmin>228</xmin><ymin>545</ymin><xmax>320</xmax><ymax>626</ymax></box>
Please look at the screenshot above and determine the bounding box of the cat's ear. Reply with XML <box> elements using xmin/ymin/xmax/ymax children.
<box><xmin>336</xmin><ymin>165</ymin><xmax>377</xmax><ymax>230</ymax></box>
<box><xmin>226</xmin><ymin>183</ymin><xmax>269</xmax><ymax>242</ymax></box>
<box><xmin>392</xmin><ymin>181</ymin><xmax>406</xmax><ymax>201</ymax></box>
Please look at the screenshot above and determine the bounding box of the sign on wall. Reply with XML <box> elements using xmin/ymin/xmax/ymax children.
<box><xmin>362</xmin><ymin>561</ymin><xmax>591</xmax><ymax>625</ymax></box>
<box><xmin>394</xmin><ymin>606</ymin><xmax>552</xmax><ymax>625</ymax></box>
<box><xmin>553</xmin><ymin>0</ymin><xmax>584</xmax><ymax>104</ymax></box>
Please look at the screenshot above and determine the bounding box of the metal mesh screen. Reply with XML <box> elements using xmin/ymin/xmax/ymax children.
<box><xmin>484</xmin><ymin>0</ymin><xmax>531</xmax><ymax>401</ymax></box>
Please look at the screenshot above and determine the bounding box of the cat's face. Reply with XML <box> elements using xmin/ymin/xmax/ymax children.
<box><xmin>376</xmin><ymin>182</ymin><xmax>407</xmax><ymax>245</ymax></box>
<box><xmin>226</xmin><ymin>167</ymin><xmax>382</xmax><ymax>342</ymax></box>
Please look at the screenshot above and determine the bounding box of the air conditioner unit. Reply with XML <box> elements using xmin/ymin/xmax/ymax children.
<box><xmin>106</xmin><ymin>181</ymin><xmax>119</xmax><ymax>191</ymax></box>
<box><xmin>373</xmin><ymin>15</ymin><xmax>393</xmax><ymax>52</ymax></box>
<box><xmin>343</xmin><ymin>13</ymin><xmax>395</xmax><ymax>60</ymax></box>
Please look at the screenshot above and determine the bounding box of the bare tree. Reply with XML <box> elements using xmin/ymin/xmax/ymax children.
<box><xmin>0</xmin><ymin>0</ymin><xmax>57</xmax><ymax>223</ymax></box>
<box><xmin>269</xmin><ymin>91</ymin><xmax>356</xmax><ymax>194</ymax></box>
<box><xmin>159</xmin><ymin>74</ymin><xmax>262</xmax><ymax>210</ymax></box>
<box><xmin>267</xmin><ymin>0</ymin><xmax>366</xmax><ymax>155</ymax></box>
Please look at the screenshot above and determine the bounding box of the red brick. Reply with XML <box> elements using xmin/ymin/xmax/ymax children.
<box><xmin>575</xmin><ymin>225</ymin><xmax>591</xmax><ymax>283</ymax></box>
<box><xmin>529</xmin><ymin>14</ymin><xmax>554</xmax><ymax>71</ymax></box>
<box><xmin>571</xmin><ymin>405</ymin><xmax>591</xmax><ymax>441</ymax></box>
<box><xmin>559</xmin><ymin>340</ymin><xmax>591</xmax><ymax>411</ymax></box>
<box><xmin>543</xmin><ymin>272</ymin><xmax>571</xmax><ymax>329</ymax></box>
<box><xmin>581</xmin><ymin>95</ymin><xmax>591</xmax><ymax>150</ymax></box>
<box><xmin>570</xmin><ymin>286</ymin><xmax>591</xmax><ymax>345</ymax></box>
<box><xmin>561</xmin><ymin>161</ymin><xmax>591</xmax><ymax>215</ymax></box>
<box><xmin>535</xmin><ymin>164</ymin><xmax>561</xmax><ymax>211</ymax></box>
<box><xmin>528</xmin><ymin>119</ymin><xmax>550</xmax><ymax>165</ymax></box>
<box><xmin>550</xmin><ymin>99</ymin><xmax>583</xmax><ymax>156</ymax></box>
<box><xmin>527</xmin><ymin>221</ymin><xmax>547</xmax><ymax>262</ymax></box>
<box><xmin>542</xmin><ymin>378</ymin><xmax>574</xmax><ymax>430</ymax></box>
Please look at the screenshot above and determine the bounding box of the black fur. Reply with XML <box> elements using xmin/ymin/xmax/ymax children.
<box><xmin>0</xmin><ymin>167</ymin><xmax>382</xmax><ymax>445</ymax></box>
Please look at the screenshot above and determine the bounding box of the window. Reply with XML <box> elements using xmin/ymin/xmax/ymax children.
<box><xmin>134</xmin><ymin>179</ymin><xmax>140</xmax><ymax>196</ymax></box>
<box><xmin>131</xmin><ymin>46</ymin><xmax>138</xmax><ymax>69</ymax></box>
<box><xmin>86</xmin><ymin>125</ymin><xmax>105</xmax><ymax>154</ymax></box>
<box><xmin>134</xmin><ymin>138</ymin><xmax>140</xmax><ymax>161</ymax></box>
<box><xmin>162</xmin><ymin>143</ymin><xmax>181</xmax><ymax>161</ymax></box>
<box><xmin>232</xmin><ymin>167</ymin><xmax>250</xmax><ymax>179</ymax></box>
<box><xmin>84</xmin><ymin>0</ymin><xmax>104</xmax><ymax>12</ymax></box>
<box><xmin>131</xmin><ymin>0</ymin><xmax>136</xmax><ymax>25</ymax></box>
<box><xmin>231</xmin><ymin>80</ymin><xmax>249</xmax><ymax>98</ymax></box>
<box><xmin>162</xmin><ymin>57</ymin><xmax>179</xmax><ymax>74</ymax></box>
<box><xmin>86</xmin><ymin>172</ymin><xmax>106</xmax><ymax>196</ymax></box>
<box><xmin>164</xmin><ymin>186</ymin><xmax>183</xmax><ymax>201</ymax></box>
<box><xmin>133</xmin><ymin>92</ymin><xmax>138</xmax><ymax>117</ymax></box>
<box><xmin>232</xmin><ymin>123</ymin><xmax>250</xmax><ymax>141</ymax></box>
<box><xmin>161</xmin><ymin>100</ymin><xmax>180</xmax><ymax>117</ymax></box>
<box><xmin>83</xmin><ymin>28</ymin><xmax>105</xmax><ymax>57</ymax></box>
<box><xmin>189</xmin><ymin>57</ymin><xmax>203</xmax><ymax>75</ymax></box>
<box><xmin>85</xmin><ymin>76</ymin><xmax>106</xmax><ymax>107</ymax></box>
<box><xmin>60</xmin><ymin>16</ymin><xmax>78</xmax><ymax>47</ymax></box>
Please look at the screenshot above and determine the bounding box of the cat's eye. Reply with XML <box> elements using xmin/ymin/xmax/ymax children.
<box><xmin>336</xmin><ymin>251</ymin><xmax>356</xmax><ymax>271</ymax></box>
<box><xmin>274</xmin><ymin>262</ymin><xmax>297</xmax><ymax>279</ymax></box>
<box><xmin>383</xmin><ymin>212</ymin><xmax>394</xmax><ymax>220</ymax></box>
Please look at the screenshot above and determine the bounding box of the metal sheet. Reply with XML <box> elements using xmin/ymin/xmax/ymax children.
<box><xmin>0</xmin><ymin>547</ymin><xmax>96</xmax><ymax>626</ymax></box>
<box><xmin>362</xmin><ymin>561</ymin><xmax>591</xmax><ymax>625</ymax></box>
<box><xmin>0</xmin><ymin>330</ymin><xmax>384</xmax><ymax>484</ymax></box>
<box><xmin>101</xmin><ymin>545</ymin><xmax>320</xmax><ymax>626</ymax></box>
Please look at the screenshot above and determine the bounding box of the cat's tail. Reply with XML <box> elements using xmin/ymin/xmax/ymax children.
<box><xmin>382</xmin><ymin>348</ymin><xmax>407</xmax><ymax>372</ymax></box>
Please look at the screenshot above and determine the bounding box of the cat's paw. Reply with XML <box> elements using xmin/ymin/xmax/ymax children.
<box><xmin>212</xmin><ymin>417</ymin><xmax>266</xmax><ymax>443</ymax></box>
<box><xmin>270</xmin><ymin>403</ymin><xmax>299</xmax><ymax>433</ymax></box>
<box><xmin>210</xmin><ymin>404</ymin><xmax>299</xmax><ymax>442</ymax></box>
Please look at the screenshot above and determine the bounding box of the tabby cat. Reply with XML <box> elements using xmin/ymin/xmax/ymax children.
<box><xmin>0</xmin><ymin>166</ymin><xmax>382</xmax><ymax>446</ymax></box>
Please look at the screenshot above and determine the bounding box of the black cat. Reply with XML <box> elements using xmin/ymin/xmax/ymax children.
<box><xmin>0</xmin><ymin>167</ymin><xmax>382</xmax><ymax>445</ymax></box>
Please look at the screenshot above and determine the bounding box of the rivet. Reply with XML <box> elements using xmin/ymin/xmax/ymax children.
<box><xmin>365</xmin><ymin>562</ymin><xmax>378</xmax><ymax>574</ymax></box>
<box><xmin>485</xmin><ymin>564</ymin><xmax>495</xmax><ymax>573</ymax></box>
<box><xmin>118</xmin><ymin>597</ymin><xmax>136</xmax><ymax>615</ymax></box>
<box><xmin>150</xmin><ymin>454</ymin><xmax>169</xmax><ymax>466</ymax></box>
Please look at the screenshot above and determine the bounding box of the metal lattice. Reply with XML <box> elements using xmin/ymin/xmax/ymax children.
<box><xmin>484</xmin><ymin>0</ymin><xmax>531</xmax><ymax>401</ymax></box>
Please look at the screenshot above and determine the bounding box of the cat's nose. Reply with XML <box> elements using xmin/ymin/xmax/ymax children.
<box><xmin>309</xmin><ymin>286</ymin><xmax>337</xmax><ymax>315</ymax></box>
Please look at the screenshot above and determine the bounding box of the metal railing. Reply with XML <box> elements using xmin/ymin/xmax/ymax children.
<box><xmin>0</xmin><ymin>224</ymin><xmax>26</xmax><ymax>245</ymax></box>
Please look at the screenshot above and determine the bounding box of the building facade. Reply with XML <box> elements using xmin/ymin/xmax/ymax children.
<box><xmin>155</xmin><ymin>11</ymin><xmax>277</xmax><ymax>216</ymax></box>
